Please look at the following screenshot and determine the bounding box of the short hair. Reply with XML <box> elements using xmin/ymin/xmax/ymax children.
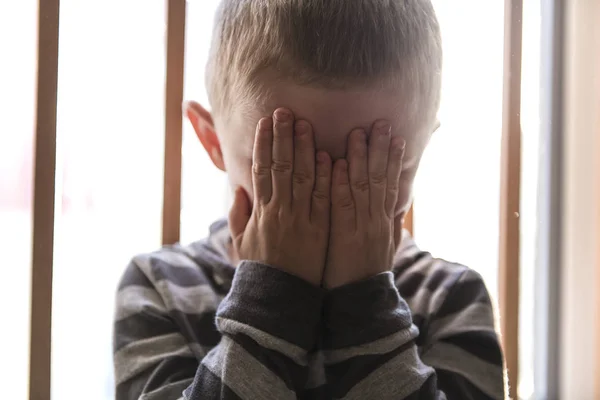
<box><xmin>206</xmin><ymin>0</ymin><xmax>442</xmax><ymax>129</ymax></box>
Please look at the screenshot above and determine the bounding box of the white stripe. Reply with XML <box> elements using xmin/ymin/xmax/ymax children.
<box><xmin>114</xmin><ymin>333</ymin><xmax>194</xmax><ymax>385</ymax></box>
<box><xmin>421</xmin><ymin>341</ymin><xmax>505</xmax><ymax>399</ymax></box>
<box><xmin>115</xmin><ymin>285</ymin><xmax>166</xmax><ymax>321</ymax></box>
<box><xmin>428</xmin><ymin>302</ymin><xmax>497</xmax><ymax>341</ymax></box>
<box><xmin>322</xmin><ymin>325</ymin><xmax>419</xmax><ymax>365</ymax></box>
<box><xmin>216</xmin><ymin>317</ymin><xmax>308</xmax><ymax>366</ymax></box>
<box><xmin>202</xmin><ymin>336</ymin><xmax>296</xmax><ymax>400</ymax></box>
<box><xmin>342</xmin><ymin>345</ymin><xmax>434</xmax><ymax>400</ymax></box>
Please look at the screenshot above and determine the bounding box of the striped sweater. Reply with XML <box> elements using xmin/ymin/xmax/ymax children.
<box><xmin>113</xmin><ymin>219</ymin><xmax>506</xmax><ymax>399</ymax></box>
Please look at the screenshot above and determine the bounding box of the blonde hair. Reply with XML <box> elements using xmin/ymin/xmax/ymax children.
<box><xmin>206</xmin><ymin>0</ymin><xmax>442</xmax><ymax>128</ymax></box>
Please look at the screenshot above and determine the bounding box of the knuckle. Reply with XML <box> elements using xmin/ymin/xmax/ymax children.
<box><xmin>390</xmin><ymin>145</ymin><xmax>404</xmax><ymax>158</ymax></box>
<box><xmin>352</xmin><ymin>179</ymin><xmax>370</xmax><ymax>192</ymax></box>
<box><xmin>292</xmin><ymin>171</ymin><xmax>311</xmax><ymax>185</ymax></box>
<box><xmin>387</xmin><ymin>183</ymin><xmax>399</xmax><ymax>193</ymax></box>
<box><xmin>262</xmin><ymin>206</ymin><xmax>281</xmax><ymax>223</ymax></box>
<box><xmin>335</xmin><ymin>196</ymin><xmax>355</xmax><ymax>210</ymax></box>
<box><xmin>252</xmin><ymin>163</ymin><xmax>271</xmax><ymax>176</ymax></box>
<box><xmin>271</xmin><ymin>159</ymin><xmax>293</xmax><ymax>173</ymax></box>
<box><xmin>312</xmin><ymin>189</ymin><xmax>329</xmax><ymax>202</ymax></box>
<box><xmin>370</xmin><ymin>174</ymin><xmax>387</xmax><ymax>186</ymax></box>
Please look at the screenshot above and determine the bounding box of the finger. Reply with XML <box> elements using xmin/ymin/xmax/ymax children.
<box><xmin>292</xmin><ymin>120</ymin><xmax>316</xmax><ymax>214</ymax></box>
<box><xmin>252</xmin><ymin>117</ymin><xmax>273</xmax><ymax>205</ymax></box>
<box><xmin>393</xmin><ymin>212</ymin><xmax>405</xmax><ymax>251</ymax></box>
<box><xmin>310</xmin><ymin>151</ymin><xmax>332</xmax><ymax>227</ymax></box>
<box><xmin>331</xmin><ymin>159</ymin><xmax>356</xmax><ymax>232</ymax></box>
<box><xmin>347</xmin><ymin>129</ymin><xmax>370</xmax><ymax>220</ymax></box>
<box><xmin>271</xmin><ymin>108</ymin><xmax>295</xmax><ymax>206</ymax></box>
<box><xmin>368</xmin><ymin>120</ymin><xmax>392</xmax><ymax>216</ymax></box>
<box><xmin>228</xmin><ymin>187</ymin><xmax>252</xmax><ymax>247</ymax></box>
<box><xmin>385</xmin><ymin>136</ymin><xmax>406</xmax><ymax>217</ymax></box>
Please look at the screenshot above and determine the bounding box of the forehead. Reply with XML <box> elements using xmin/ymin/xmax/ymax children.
<box><xmin>227</xmin><ymin>82</ymin><xmax>427</xmax><ymax>163</ymax></box>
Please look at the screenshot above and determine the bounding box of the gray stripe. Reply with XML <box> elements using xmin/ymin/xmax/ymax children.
<box><xmin>323</xmin><ymin>325</ymin><xmax>419</xmax><ymax>365</ymax></box>
<box><xmin>134</xmin><ymin>251</ymin><xmax>199</xmax><ymax>282</ymax></box>
<box><xmin>305</xmin><ymin>351</ymin><xmax>326</xmax><ymax>389</ymax></box>
<box><xmin>216</xmin><ymin>317</ymin><xmax>308</xmax><ymax>366</ymax></box>
<box><xmin>342</xmin><ymin>345</ymin><xmax>434</xmax><ymax>400</ymax></box>
<box><xmin>202</xmin><ymin>335</ymin><xmax>296</xmax><ymax>400</ymax></box>
<box><xmin>428</xmin><ymin>302</ymin><xmax>497</xmax><ymax>341</ymax></box>
<box><xmin>151</xmin><ymin>250</ymin><xmax>200</xmax><ymax>270</ymax></box>
<box><xmin>155</xmin><ymin>280</ymin><xmax>221</xmax><ymax>314</ymax></box>
<box><xmin>114</xmin><ymin>333</ymin><xmax>194</xmax><ymax>385</ymax></box>
<box><xmin>421</xmin><ymin>342</ymin><xmax>505</xmax><ymax>398</ymax></box>
<box><xmin>401</xmin><ymin>263</ymin><xmax>457</xmax><ymax>317</ymax></box>
<box><xmin>115</xmin><ymin>282</ymin><xmax>220</xmax><ymax>322</ymax></box>
<box><xmin>115</xmin><ymin>285</ymin><xmax>166</xmax><ymax>321</ymax></box>
<box><xmin>139</xmin><ymin>381</ymin><xmax>191</xmax><ymax>400</ymax></box>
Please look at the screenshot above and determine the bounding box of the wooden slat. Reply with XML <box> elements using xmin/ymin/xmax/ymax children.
<box><xmin>596</xmin><ymin>53</ymin><xmax>600</xmax><ymax>400</ymax></box>
<box><xmin>498</xmin><ymin>0</ymin><xmax>523</xmax><ymax>398</ymax></box>
<box><xmin>595</xmin><ymin>7</ymin><xmax>600</xmax><ymax>396</ymax></box>
<box><xmin>404</xmin><ymin>204</ymin><xmax>414</xmax><ymax>236</ymax></box>
<box><xmin>596</xmin><ymin>126</ymin><xmax>600</xmax><ymax>400</ymax></box>
<box><xmin>29</xmin><ymin>0</ymin><xmax>60</xmax><ymax>398</ymax></box>
<box><xmin>162</xmin><ymin>0</ymin><xmax>186</xmax><ymax>245</ymax></box>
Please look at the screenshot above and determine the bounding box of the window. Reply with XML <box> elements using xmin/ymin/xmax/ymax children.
<box><xmin>415</xmin><ymin>0</ymin><xmax>505</xmax><ymax>301</ymax></box>
<box><xmin>0</xmin><ymin>1</ymin><xmax>37</xmax><ymax>398</ymax></box>
<box><xmin>180</xmin><ymin>0</ymin><xmax>229</xmax><ymax>244</ymax></box>
<box><xmin>51</xmin><ymin>2</ymin><xmax>166</xmax><ymax>398</ymax></box>
<box><xmin>2</xmin><ymin>1</ymin><xmax>556</xmax><ymax>399</ymax></box>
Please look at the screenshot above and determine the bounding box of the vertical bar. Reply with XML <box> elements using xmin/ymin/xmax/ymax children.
<box><xmin>596</xmin><ymin>120</ymin><xmax>600</xmax><ymax>400</ymax></box>
<box><xmin>498</xmin><ymin>0</ymin><xmax>523</xmax><ymax>398</ymax></box>
<box><xmin>405</xmin><ymin>204</ymin><xmax>414</xmax><ymax>236</ymax></box>
<box><xmin>162</xmin><ymin>0</ymin><xmax>186</xmax><ymax>245</ymax></box>
<box><xmin>535</xmin><ymin>0</ymin><xmax>564</xmax><ymax>397</ymax></box>
<box><xmin>29</xmin><ymin>0</ymin><xmax>60</xmax><ymax>398</ymax></box>
<box><xmin>595</xmin><ymin>15</ymin><xmax>600</xmax><ymax>398</ymax></box>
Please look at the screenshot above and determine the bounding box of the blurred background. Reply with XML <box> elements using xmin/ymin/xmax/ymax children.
<box><xmin>1</xmin><ymin>1</ymin><xmax>598</xmax><ymax>399</ymax></box>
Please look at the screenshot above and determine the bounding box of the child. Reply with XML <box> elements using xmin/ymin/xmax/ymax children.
<box><xmin>113</xmin><ymin>1</ymin><xmax>506</xmax><ymax>399</ymax></box>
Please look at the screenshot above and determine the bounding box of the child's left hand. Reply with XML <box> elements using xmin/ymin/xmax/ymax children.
<box><xmin>323</xmin><ymin>120</ymin><xmax>406</xmax><ymax>289</ymax></box>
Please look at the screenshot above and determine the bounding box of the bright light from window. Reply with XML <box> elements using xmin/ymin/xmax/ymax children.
<box><xmin>1</xmin><ymin>2</ymin><xmax>542</xmax><ymax>399</ymax></box>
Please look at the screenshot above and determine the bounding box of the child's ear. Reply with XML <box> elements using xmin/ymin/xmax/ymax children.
<box><xmin>184</xmin><ymin>100</ymin><xmax>225</xmax><ymax>171</ymax></box>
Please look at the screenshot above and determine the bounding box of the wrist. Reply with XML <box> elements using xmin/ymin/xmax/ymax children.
<box><xmin>322</xmin><ymin>272</ymin><xmax>413</xmax><ymax>349</ymax></box>
<box><xmin>218</xmin><ymin>260</ymin><xmax>325</xmax><ymax>350</ymax></box>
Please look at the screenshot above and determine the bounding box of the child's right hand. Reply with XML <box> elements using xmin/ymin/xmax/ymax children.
<box><xmin>228</xmin><ymin>108</ymin><xmax>333</xmax><ymax>286</ymax></box>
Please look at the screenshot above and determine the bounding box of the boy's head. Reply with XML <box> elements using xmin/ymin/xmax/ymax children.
<box><xmin>186</xmin><ymin>0</ymin><xmax>442</xmax><ymax>216</ymax></box>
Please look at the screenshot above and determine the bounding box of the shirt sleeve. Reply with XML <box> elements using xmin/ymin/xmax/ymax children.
<box><xmin>113</xmin><ymin>260</ymin><xmax>324</xmax><ymax>400</ymax></box>
<box><xmin>321</xmin><ymin>269</ymin><xmax>506</xmax><ymax>400</ymax></box>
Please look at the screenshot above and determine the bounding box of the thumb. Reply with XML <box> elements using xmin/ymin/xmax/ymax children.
<box><xmin>229</xmin><ymin>187</ymin><xmax>251</xmax><ymax>243</ymax></box>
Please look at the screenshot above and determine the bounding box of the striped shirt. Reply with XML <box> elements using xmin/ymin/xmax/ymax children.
<box><xmin>113</xmin><ymin>219</ymin><xmax>506</xmax><ymax>399</ymax></box>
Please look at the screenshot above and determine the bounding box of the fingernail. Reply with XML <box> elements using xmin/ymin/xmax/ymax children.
<box><xmin>397</xmin><ymin>137</ymin><xmax>406</xmax><ymax>150</ymax></box>
<box><xmin>375</xmin><ymin>121</ymin><xmax>391</xmax><ymax>136</ymax></box>
<box><xmin>258</xmin><ymin>117</ymin><xmax>273</xmax><ymax>131</ymax></box>
<box><xmin>317</xmin><ymin>151</ymin><xmax>328</xmax><ymax>163</ymax></box>
<box><xmin>359</xmin><ymin>130</ymin><xmax>367</xmax><ymax>143</ymax></box>
<box><xmin>274</xmin><ymin>108</ymin><xmax>291</xmax><ymax>122</ymax></box>
<box><xmin>295</xmin><ymin>120</ymin><xmax>309</xmax><ymax>136</ymax></box>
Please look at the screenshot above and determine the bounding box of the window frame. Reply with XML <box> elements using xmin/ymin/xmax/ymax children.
<box><xmin>26</xmin><ymin>1</ymin><xmax>533</xmax><ymax>398</ymax></box>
